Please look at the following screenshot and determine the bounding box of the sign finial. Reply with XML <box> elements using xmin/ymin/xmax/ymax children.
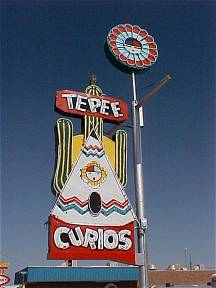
<box><xmin>85</xmin><ymin>75</ymin><xmax>103</xmax><ymax>96</ymax></box>
<box><xmin>90</xmin><ymin>74</ymin><xmax>97</xmax><ymax>85</ymax></box>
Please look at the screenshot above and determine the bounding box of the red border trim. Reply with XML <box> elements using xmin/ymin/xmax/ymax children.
<box><xmin>48</xmin><ymin>215</ymin><xmax>135</xmax><ymax>265</ymax></box>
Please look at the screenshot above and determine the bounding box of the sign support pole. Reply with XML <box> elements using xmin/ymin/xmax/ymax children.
<box><xmin>131</xmin><ymin>72</ymin><xmax>148</xmax><ymax>288</ymax></box>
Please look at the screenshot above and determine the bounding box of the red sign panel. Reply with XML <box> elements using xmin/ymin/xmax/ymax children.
<box><xmin>48</xmin><ymin>215</ymin><xmax>135</xmax><ymax>265</ymax></box>
<box><xmin>56</xmin><ymin>90</ymin><xmax>128</xmax><ymax>122</ymax></box>
<box><xmin>0</xmin><ymin>275</ymin><xmax>10</xmax><ymax>286</ymax></box>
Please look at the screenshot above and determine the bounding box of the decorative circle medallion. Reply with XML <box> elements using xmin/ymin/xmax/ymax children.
<box><xmin>105</xmin><ymin>23</ymin><xmax>158</xmax><ymax>73</ymax></box>
<box><xmin>81</xmin><ymin>161</ymin><xmax>107</xmax><ymax>188</ymax></box>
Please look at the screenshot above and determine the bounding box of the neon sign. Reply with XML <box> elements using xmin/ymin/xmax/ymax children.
<box><xmin>0</xmin><ymin>275</ymin><xmax>10</xmax><ymax>286</ymax></box>
<box><xmin>105</xmin><ymin>23</ymin><xmax>158</xmax><ymax>73</ymax></box>
<box><xmin>48</xmin><ymin>79</ymin><xmax>136</xmax><ymax>264</ymax></box>
<box><xmin>56</xmin><ymin>90</ymin><xmax>128</xmax><ymax>122</ymax></box>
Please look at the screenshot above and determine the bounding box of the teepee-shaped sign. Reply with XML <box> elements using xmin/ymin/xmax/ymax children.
<box><xmin>48</xmin><ymin>78</ymin><xmax>136</xmax><ymax>264</ymax></box>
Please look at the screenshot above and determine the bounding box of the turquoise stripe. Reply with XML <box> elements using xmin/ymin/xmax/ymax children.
<box><xmin>101</xmin><ymin>206</ymin><xmax>131</xmax><ymax>216</ymax></box>
<box><xmin>83</xmin><ymin>151</ymin><xmax>105</xmax><ymax>158</ymax></box>
<box><xmin>57</xmin><ymin>202</ymin><xmax>88</xmax><ymax>215</ymax></box>
<box><xmin>57</xmin><ymin>201</ymin><xmax>131</xmax><ymax>216</ymax></box>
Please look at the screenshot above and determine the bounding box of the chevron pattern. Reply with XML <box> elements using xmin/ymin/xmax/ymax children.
<box><xmin>83</xmin><ymin>144</ymin><xmax>105</xmax><ymax>158</ymax></box>
<box><xmin>56</xmin><ymin>195</ymin><xmax>131</xmax><ymax>216</ymax></box>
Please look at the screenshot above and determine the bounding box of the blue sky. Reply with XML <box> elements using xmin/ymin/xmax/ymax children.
<box><xmin>1</xmin><ymin>0</ymin><xmax>215</xmax><ymax>282</ymax></box>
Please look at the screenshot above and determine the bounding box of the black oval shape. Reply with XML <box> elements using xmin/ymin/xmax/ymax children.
<box><xmin>89</xmin><ymin>192</ymin><xmax>102</xmax><ymax>216</ymax></box>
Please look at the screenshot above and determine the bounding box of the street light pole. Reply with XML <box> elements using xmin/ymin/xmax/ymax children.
<box><xmin>131</xmin><ymin>73</ymin><xmax>172</xmax><ymax>288</ymax></box>
<box><xmin>131</xmin><ymin>72</ymin><xmax>148</xmax><ymax>288</ymax></box>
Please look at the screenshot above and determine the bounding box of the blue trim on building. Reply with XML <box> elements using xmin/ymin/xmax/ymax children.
<box><xmin>15</xmin><ymin>267</ymin><xmax>139</xmax><ymax>284</ymax></box>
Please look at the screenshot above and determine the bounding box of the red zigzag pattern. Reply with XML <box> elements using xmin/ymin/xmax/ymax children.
<box><xmin>59</xmin><ymin>195</ymin><xmax>129</xmax><ymax>209</ymax></box>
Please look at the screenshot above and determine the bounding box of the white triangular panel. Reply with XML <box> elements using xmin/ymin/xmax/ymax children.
<box><xmin>51</xmin><ymin>134</ymin><xmax>136</xmax><ymax>226</ymax></box>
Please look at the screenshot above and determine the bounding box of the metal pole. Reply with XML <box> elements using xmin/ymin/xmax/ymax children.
<box><xmin>136</xmin><ymin>74</ymin><xmax>172</xmax><ymax>109</ymax></box>
<box><xmin>131</xmin><ymin>72</ymin><xmax>148</xmax><ymax>288</ymax></box>
<box><xmin>106</xmin><ymin>74</ymin><xmax>172</xmax><ymax>138</ymax></box>
<box><xmin>184</xmin><ymin>248</ymin><xmax>188</xmax><ymax>269</ymax></box>
<box><xmin>189</xmin><ymin>253</ymin><xmax>192</xmax><ymax>270</ymax></box>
